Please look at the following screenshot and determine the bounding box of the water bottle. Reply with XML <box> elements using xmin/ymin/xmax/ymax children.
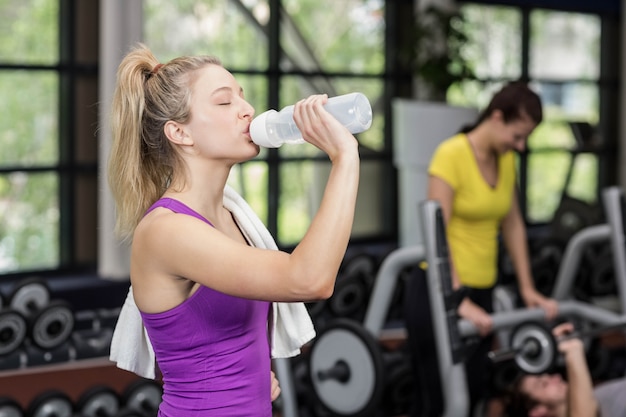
<box><xmin>250</xmin><ymin>92</ymin><xmax>373</xmax><ymax>148</ymax></box>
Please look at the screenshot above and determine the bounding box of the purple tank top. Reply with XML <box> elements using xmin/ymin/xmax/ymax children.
<box><xmin>140</xmin><ymin>198</ymin><xmax>272</xmax><ymax>417</ymax></box>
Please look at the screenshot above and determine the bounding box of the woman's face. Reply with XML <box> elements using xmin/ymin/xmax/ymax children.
<box><xmin>520</xmin><ymin>373</ymin><xmax>568</xmax><ymax>416</ymax></box>
<box><xmin>182</xmin><ymin>64</ymin><xmax>259</xmax><ymax>161</ymax></box>
<box><xmin>493</xmin><ymin>111</ymin><xmax>537</xmax><ymax>154</ymax></box>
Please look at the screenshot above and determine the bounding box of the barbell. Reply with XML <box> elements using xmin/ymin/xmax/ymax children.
<box><xmin>488</xmin><ymin>320</ymin><xmax>626</xmax><ymax>374</ymax></box>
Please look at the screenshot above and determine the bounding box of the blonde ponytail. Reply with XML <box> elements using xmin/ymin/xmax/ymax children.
<box><xmin>107</xmin><ymin>43</ymin><xmax>221</xmax><ymax>240</ymax></box>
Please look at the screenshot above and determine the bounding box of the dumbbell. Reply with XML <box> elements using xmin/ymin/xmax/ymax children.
<box><xmin>75</xmin><ymin>386</ymin><xmax>120</xmax><ymax>417</ymax></box>
<box><xmin>0</xmin><ymin>308</ymin><xmax>28</xmax><ymax>357</ymax></box>
<box><xmin>27</xmin><ymin>390</ymin><xmax>73</xmax><ymax>417</ymax></box>
<box><xmin>0</xmin><ymin>397</ymin><xmax>24</xmax><ymax>417</ymax></box>
<box><xmin>118</xmin><ymin>380</ymin><xmax>162</xmax><ymax>417</ymax></box>
<box><xmin>9</xmin><ymin>278</ymin><xmax>74</xmax><ymax>351</ymax></box>
<box><xmin>489</xmin><ymin>320</ymin><xmax>626</xmax><ymax>374</ymax></box>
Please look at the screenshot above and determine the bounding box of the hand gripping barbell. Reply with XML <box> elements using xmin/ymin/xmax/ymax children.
<box><xmin>488</xmin><ymin>320</ymin><xmax>626</xmax><ymax>374</ymax></box>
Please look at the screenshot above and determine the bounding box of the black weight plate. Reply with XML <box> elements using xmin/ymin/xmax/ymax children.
<box><xmin>9</xmin><ymin>277</ymin><xmax>50</xmax><ymax>317</ymax></box>
<box><xmin>328</xmin><ymin>275</ymin><xmax>367</xmax><ymax>318</ymax></box>
<box><xmin>76</xmin><ymin>386</ymin><xmax>120</xmax><ymax>417</ymax></box>
<box><xmin>27</xmin><ymin>390</ymin><xmax>73</xmax><ymax>417</ymax></box>
<box><xmin>0</xmin><ymin>396</ymin><xmax>23</xmax><ymax>417</ymax></box>
<box><xmin>30</xmin><ymin>300</ymin><xmax>74</xmax><ymax>350</ymax></box>
<box><xmin>0</xmin><ymin>310</ymin><xmax>27</xmax><ymax>356</ymax></box>
<box><xmin>123</xmin><ymin>379</ymin><xmax>162</xmax><ymax>416</ymax></box>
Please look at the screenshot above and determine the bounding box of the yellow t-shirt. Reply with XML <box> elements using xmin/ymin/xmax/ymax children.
<box><xmin>428</xmin><ymin>133</ymin><xmax>516</xmax><ymax>288</ymax></box>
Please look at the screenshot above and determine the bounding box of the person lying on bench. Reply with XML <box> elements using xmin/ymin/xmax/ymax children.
<box><xmin>506</xmin><ymin>322</ymin><xmax>626</xmax><ymax>417</ymax></box>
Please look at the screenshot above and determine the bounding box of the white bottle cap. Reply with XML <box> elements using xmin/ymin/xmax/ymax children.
<box><xmin>250</xmin><ymin>111</ymin><xmax>280</xmax><ymax>148</ymax></box>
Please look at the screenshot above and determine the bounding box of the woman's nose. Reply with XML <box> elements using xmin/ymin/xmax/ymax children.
<box><xmin>242</xmin><ymin>101</ymin><xmax>255</xmax><ymax>119</ymax></box>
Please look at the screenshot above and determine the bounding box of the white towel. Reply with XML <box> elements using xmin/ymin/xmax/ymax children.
<box><xmin>109</xmin><ymin>185</ymin><xmax>316</xmax><ymax>379</ymax></box>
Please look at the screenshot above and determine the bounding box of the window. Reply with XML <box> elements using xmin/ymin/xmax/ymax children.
<box><xmin>0</xmin><ymin>0</ymin><xmax>60</xmax><ymax>273</ymax></box>
<box><xmin>0</xmin><ymin>0</ymin><xmax>99</xmax><ymax>276</ymax></box>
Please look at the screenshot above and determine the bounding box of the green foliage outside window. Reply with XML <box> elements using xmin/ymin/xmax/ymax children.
<box><xmin>0</xmin><ymin>0</ymin><xmax>59</xmax><ymax>273</ymax></box>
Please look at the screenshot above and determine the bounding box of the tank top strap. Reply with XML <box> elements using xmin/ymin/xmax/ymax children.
<box><xmin>145</xmin><ymin>198</ymin><xmax>215</xmax><ymax>228</ymax></box>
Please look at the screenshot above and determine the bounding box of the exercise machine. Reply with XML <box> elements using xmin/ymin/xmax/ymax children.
<box><xmin>280</xmin><ymin>186</ymin><xmax>626</xmax><ymax>417</ymax></box>
<box><xmin>425</xmin><ymin>186</ymin><xmax>626</xmax><ymax>417</ymax></box>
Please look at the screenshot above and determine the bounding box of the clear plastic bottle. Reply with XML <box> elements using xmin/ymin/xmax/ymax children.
<box><xmin>250</xmin><ymin>92</ymin><xmax>373</xmax><ymax>148</ymax></box>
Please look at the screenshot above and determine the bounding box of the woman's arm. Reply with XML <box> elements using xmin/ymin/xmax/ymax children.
<box><xmin>553</xmin><ymin>323</ymin><xmax>598</xmax><ymax>417</ymax></box>
<box><xmin>501</xmin><ymin>189</ymin><xmax>558</xmax><ymax>319</ymax></box>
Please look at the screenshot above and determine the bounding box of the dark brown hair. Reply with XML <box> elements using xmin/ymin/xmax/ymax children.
<box><xmin>460</xmin><ymin>81</ymin><xmax>543</xmax><ymax>133</ymax></box>
<box><xmin>503</xmin><ymin>374</ymin><xmax>538</xmax><ymax>417</ymax></box>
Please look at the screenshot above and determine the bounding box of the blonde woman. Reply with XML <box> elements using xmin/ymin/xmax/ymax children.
<box><xmin>107</xmin><ymin>43</ymin><xmax>359</xmax><ymax>416</ymax></box>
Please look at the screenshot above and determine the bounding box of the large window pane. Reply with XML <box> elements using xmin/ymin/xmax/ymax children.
<box><xmin>458</xmin><ymin>5</ymin><xmax>521</xmax><ymax>80</ymax></box>
<box><xmin>526</xmin><ymin>150</ymin><xmax>599</xmax><ymax>223</ymax></box>
<box><xmin>0</xmin><ymin>71</ymin><xmax>58</xmax><ymax>166</ymax></box>
<box><xmin>530</xmin><ymin>10</ymin><xmax>600</xmax><ymax>80</ymax></box>
<box><xmin>527</xmin><ymin>152</ymin><xmax>571</xmax><ymax>222</ymax></box>
<box><xmin>144</xmin><ymin>0</ymin><xmax>269</xmax><ymax>70</ymax></box>
<box><xmin>0</xmin><ymin>172</ymin><xmax>59</xmax><ymax>273</ymax></box>
<box><xmin>0</xmin><ymin>0</ymin><xmax>58</xmax><ymax>64</ymax></box>
<box><xmin>526</xmin><ymin>80</ymin><xmax>599</xmax><ymax>223</ymax></box>
<box><xmin>281</xmin><ymin>0</ymin><xmax>384</xmax><ymax>73</ymax></box>
<box><xmin>448</xmin><ymin>80</ymin><xmax>504</xmax><ymax>110</ymax></box>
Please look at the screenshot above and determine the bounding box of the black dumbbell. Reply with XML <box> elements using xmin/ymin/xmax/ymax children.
<box><xmin>0</xmin><ymin>396</ymin><xmax>24</xmax><ymax>417</ymax></box>
<box><xmin>120</xmin><ymin>380</ymin><xmax>162</xmax><ymax>417</ymax></box>
<box><xmin>9</xmin><ymin>278</ymin><xmax>74</xmax><ymax>351</ymax></box>
<box><xmin>9</xmin><ymin>278</ymin><xmax>50</xmax><ymax>317</ymax></box>
<box><xmin>75</xmin><ymin>386</ymin><xmax>120</xmax><ymax>417</ymax></box>
<box><xmin>27</xmin><ymin>390</ymin><xmax>73</xmax><ymax>417</ymax></box>
<box><xmin>0</xmin><ymin>308</ymin><xmax>28</xmax><ymax>357</ymax></box>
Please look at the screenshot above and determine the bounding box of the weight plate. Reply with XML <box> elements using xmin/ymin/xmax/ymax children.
<box><xmin>342</xmin><ymin>254</ymin><xmax>376</xmax><ymax>287</ymax></box>
<box><xmin>510</xmin><ymin>321</ymin><xmax>556</xmax><ymax>375</ymax></box>
<box><xmin>309</xmin><ymin>319</ymin><xmax>384</xmax><ymax>417</ymax></box>
<box><xmin>381</xmin><ymin>353</ymin><xmax>413</xmax><ymax>416</ymax></box>
<box><xmin>30</xmin><ymin>300</ymin><xmax>74</xmax><ymax>350</ymax></box>
<box><xmin>27</xmin><ymin>391</ymin><xmax>73</xmax><ymax>417</ymax></box>
<box><xmin>0</xmin><ymin>310</ymin><xmax>27</xmax><ymax>356</ymax></box>
<box><xmin>76</xmin><ymin>386</ymin><xmax>120</xmax><ymax>417</ymax></box>
<box><xmin>9</xmin><ymin>278</ymin><xmax>50</xmax><ymax>317</ymax></box>
<box><xmin>0</xmin><ymin>397</ymin><xmax>23</xmax><ymax>417</ymax></box>
<box><xmin>329</xmin><ymin>275</ymin><xmax>367</xmax><ymax>318</ymax></box>
<box><xmin>123</xmin><ymin>379</ymin><xmax>162</xmax><ymax>416</ymax></box>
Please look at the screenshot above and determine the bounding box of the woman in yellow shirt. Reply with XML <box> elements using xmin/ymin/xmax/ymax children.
<box><xmin>405</xmin><ymin>81</ymin><xmax>559</xmax><ymax>417</ymax></box>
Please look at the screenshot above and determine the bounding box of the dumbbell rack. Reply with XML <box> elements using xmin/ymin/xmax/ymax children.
<box><xmin>0</xmin><ymin>277</ymin><xmax>151</xmax><ymax>415</ymax></box>
<box><xmin>0</xmin><ymin>357</ymin><xmax>142</xmax><ymax>411</ymax></box>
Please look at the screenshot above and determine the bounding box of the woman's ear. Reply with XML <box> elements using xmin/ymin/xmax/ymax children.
<box><xmin>164</xmin><ymin>120</ymin><xmax>193</xmax><ymax>146</ymax></box>
<box><xmin>490</xmin><ymin>109</ymin><xmax>505</xmax><ymax>123</ymax></box>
